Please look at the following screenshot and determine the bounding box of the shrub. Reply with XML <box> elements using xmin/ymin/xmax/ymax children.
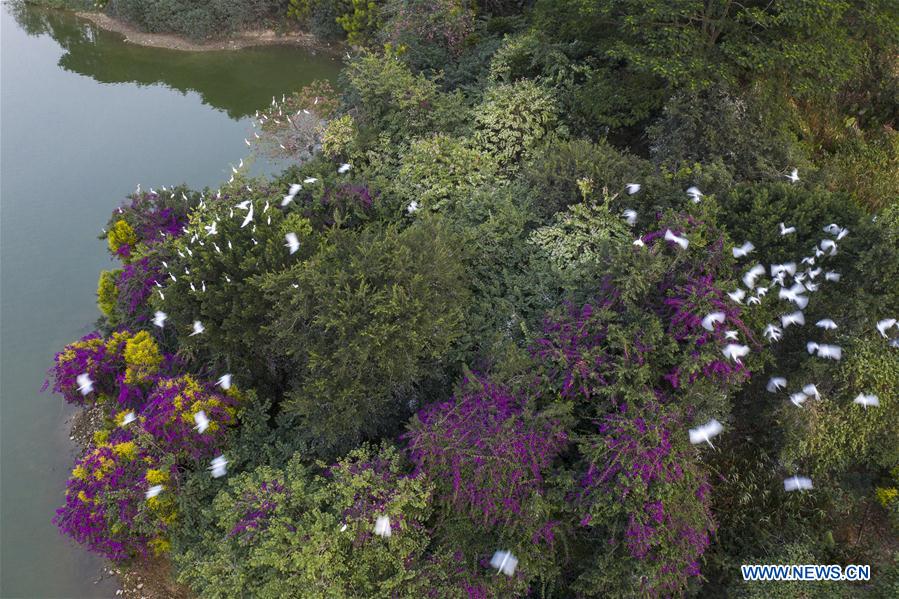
<box><xmin>474</xmin><ymin>80</ymin><xmax>563</xmax><ymax>168</ymax></box>
<box><xmin>262</xmin><ymin>219</ymin><xmax>470</xmax><ymax>457</ymax></box>
<box><xmin>382</xmin><ymin>0</ymin><xmax>475</xmax><ymax>73</ymax></box>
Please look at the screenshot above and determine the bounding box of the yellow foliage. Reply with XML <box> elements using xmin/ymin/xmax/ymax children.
<box><xmin>113</xmin><ymin>441</ymin><xmax>137</xmax><ymax>461</ymax></box>
<box><xmin>876</xmin><ymin>487</ymin><xmax>898</xmax><ymax>508</ymax></box>
<box><xmin>145</xmin><ymin>468</ymin><xmax>169</xmax><ymax>485</ymax></box>
<box><xmin>96</xmin><ymin>270</ymin><xmax>119</xmax><ymax>317</ymax></box>
<box><xmin>71</xmin><ymin>465</ymin><xmax>88</xmax><ymax>480</ymax></box>
<box><xmin>123</xmin><ymin>331</ymin><xmax>163</xmax><ymax>384</ymax></box>
<box><xmin>148</xmin><ymin>536</ymin><xmax>171</xmax><ymax>555</ymax></box>
<box><xmin>107</xmin><ymin>220</ymin><xmax>137</xmax><ymax>257</ymax></box>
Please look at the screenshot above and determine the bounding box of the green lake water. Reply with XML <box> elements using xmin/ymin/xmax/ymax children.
<box><xmin>0</xmin><ymin>4</ymin><xmax>340</xmax><ymax>596</ymax></box>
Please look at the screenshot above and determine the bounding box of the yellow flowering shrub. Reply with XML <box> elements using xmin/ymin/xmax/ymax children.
<box><xmin>107</xmin><ymin>220</ymin><xmax>137</xmax><ymax>257</ymax></box>
<box><xmin>97</xmin><ymin>270</ymin><xmax>119</xmax><ymax>318</ymax></box>
<box><xmin>122</xmin><ymin>331</ymin><xmax>163</xmax><ymax>385</ymax></box>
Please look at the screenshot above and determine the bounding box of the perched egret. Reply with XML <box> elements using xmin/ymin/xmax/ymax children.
<box><xmin>789</xmin><ymin>392</ymin><xmax>808</xmax><ymax>407</ymax></box>
<box><xmin>625</xmin><ymin>183</ymin><xmax>641</xmax><ymax>195</ymax></box>
<box><xmin>763</xmin><ymin>324</ymin><xmax>782</xmax><ymax>342</ymax></box>
<box><xmin>766</xmin><ymin>377</ymin><xmax>787</xmax><ymax>393</ymax></box>
<box><xmin>686</xmin><ymin>186</ymin><xmax>703</xmax><ymax>203</ymax></box>
<box><xmin>338</xmin><ymin>163</ymin><xmax>352</xmax><ymax>174</ymax></box>
<box><xmin>816</xmin><ymin>344</ymin><xmax>842</xmax><ymax>360</ymax></box>
<box><xmin>122</xmin><ymin>411</ymin><xmax>137</xmax><ymax>426</ymax></box>
<box><xmin>802</xmin><ymin>384</ymin><xmax>821</xmax><ymax>400</ymax></box>
<box><xmin>815</xmin><ymin>319</ymin><xmax>837</xmax><ymax>330</ymax></box>
<box><xmin>407</xmin><ymin>201</ymin><xmax>420</xmax><ymax>214</ymax></box>
<box><xmin>241</xmin><ymin>204</ymin><xmax>254</xmax><ymax>228</ymax></box>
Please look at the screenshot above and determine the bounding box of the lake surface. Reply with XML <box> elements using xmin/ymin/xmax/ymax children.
<box><xmin>0</xmin><ymin>4</ymin><xmax>340</xmax><ymax>596</ymax></box>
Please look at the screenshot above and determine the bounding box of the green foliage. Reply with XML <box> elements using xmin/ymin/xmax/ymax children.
<box><xmin>822</xmin><ymin>127</ymin><xmax>899</xmax><ymax>212</ymax></box>
<box><xmin>320</xmin><ymin>113</ymin><xmax>358</xmax><ymax>159</ymax></box>
<box><xmin>474</xmin><ymin>80</ymin><xmax>563</xmax><ymax>168</ymax></box>
<box><xmin>394</xmin><ymin>134</ymin><xmax>498</xmax><ymax>211</ymax></box>
<box><xmin>336</xmin><ymin>0</ymin><xmax>382</xmax><ymax>46</ymax></box>
<box><xmin>261</xmin><ymin>219</ymin><xmax>469</xmax><ymax>457</ymax></box>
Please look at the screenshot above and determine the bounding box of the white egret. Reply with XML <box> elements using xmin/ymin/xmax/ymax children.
<box><xmin>853</xmin><ymin>394</ymin><xmax>879</xmax><ymax>409</ymax></box>
<box><xmin>622</xmin><ymin>209</ymin><xmax>638</xmax><ymax>226</ymax></box>
<box><xmin>217</xmin><ymin>374</ymin><xmax>232</xmax><ymax>390</ymax></box>
<box><xmin>193</xmin><ymin>410</ymin><xmax>210</xmax><ymax>433</ymax></box>
<box><xmin>490</xmin><ymin>550</ymin><xmax>518</xmax><ymax>577</ymax></box>
<box><xmin>732</xmin><ymin>241</ymin><xmax>755</xmax><ymax>258</ymax></box>
<box><xmin>766</xmin><ymin>377</ymin><xmax>787</xmax><ymax>393</ymax></box>
<box><xmin>190</xmin><ymin>320</ymin><xmax>205</xmax><ymax>336</ymax></box>
<box><xmin>152</xmin><ymin>311</ymin><xmax>167</xmax><ymax>328</ymax></box>
<box><xmin>688</xmin><ymin>419</ymin><xmax>723</xmax><ymax>447</ymax></box>
<box><xmin>76</xmin><ymin>373</ymin><xmax>94</xmax><ymax>395</ymax></box>
<box><xmin>701</xmin><ymin>312</ymin><xmax>726</xmax><ymax>331</ymax></box>
<box><xmin>664</xmin><ymin>229</ymin><xmax>689</xmax><ymax>250</ymax></box>
<box><xmin>784</xmin><ymin>476</ymin><xmax>813</xmax><ymax>492</ymax></box>
<box><xmin>285</xmin><ymin>232</ymin><xmax>300</xmax><ymax>255</ymax></box>
<box><xmin>625</xmin><ymin>183</ymin><xmax>641</xmax><ymax>195</ymax></box>
<box><xmin>373</xmin><ymin>515</ymin><xmax>392</xmax><ymax>538</ymax></box>
<box><xmin>815</xmin><ymin>319</ymin><xmax>837</xmax><ymax>330</ymax></box>
<box><xmin>779</xmin><ymin>222</ymin><xmax>796</xmax><ymax>235</ymax></box>
<box><xmin>209</xmin><ymin>455</ymin><xmax>228</xmax><ymax>478</ymax></box>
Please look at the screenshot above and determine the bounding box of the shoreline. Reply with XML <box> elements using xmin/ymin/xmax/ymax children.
<box><xmin>74</xmin><ymin>11</ymin><xmax>343</xmax><ymax>54</ymax></box>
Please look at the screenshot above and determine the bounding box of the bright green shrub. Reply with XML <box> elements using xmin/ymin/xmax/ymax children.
<box><xmin>394</xmin><ymin>134</ymin><xmax>498</xmax><ymax>211</ymax></box>
<box><xmin>474</xmin><ymin>80</ymin><xmax>563</xmax><ymax>168</ymax></box>
<box><xmin>336</xmin><ymin>0</ymin><xmax>382</xmax><ymax>46</ymax></box>
<box><xmin>320</xmin><ymin>113</ymin><xmax>358</xmax><ymax>159</ymax></box>
<box><xmin>823</xmin><ymin>128</ymin><xmax>899</xmax><ymax>212</ymax></box>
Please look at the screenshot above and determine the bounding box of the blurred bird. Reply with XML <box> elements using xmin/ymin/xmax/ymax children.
<box><xmin>122</xmin><ymin>411</ymin><xmax>137</xmax><ymax>426</ymax></box>
<box><xmin>633</xmin><ymin>238</ymin><xmax>645</xmax><ymax>247</ymax></box>
<box><xmin>816</xmin><ymin>319</ymin><xmax>837</xmax><ymax>330</ymax></box>
<box><xmin>146</xmin><ymin>485</ymin><xmax>164</xmax><ymax>499</ymax></box>
<box><xmin>771</xmin><ymin>262</ymin><xmax>797</xmax><ymax>277</ymax></box>
<box><xmin>209</xmin><ymin>455</ymin><xmax>228</xmax><ymax>478</ymax></box>
<box><xmin>802</xmin><ymin>384</ymin><xmax>820</xmax><ymax>400</ymax></box>
<box><xmin>689</xmin><ymin>419</ymin><xmax>723</xmax><ymax>447</ymax></box>
<box><xmin>722</xmin><ymin>344</ymin><xmax>749</xmax><ymax>362</ymax></box>
<box><xmin>781</xmin><ymin>311</ymin><xmax>805</xmax><ymax>328</ymax></box>
<box><xmin>76</xmin><ymin>373</ymin><xmax>93</xmax><ymax>395</ymax></box>
<box><xmin>779</xmin><ymin>283</ymin><xmax>809</xmax><ymax>309</ymax></box>
<box><xmin>701</xmin><ymin>312</ymin><xmax>726</xmax><ymax>331</ymax></box>
<box><xmin>338</xmin><ymin>163</ymin><xmax>352</xmax><ymax>174</ymax></box>
<box><xmin>876</xmin><ymin>318</ymin><xmax>897</xmax><ymax>337</ymax></box>
<box><xmin>816</xmin><ymin>344</ymin><xmax>842</xmax><ymax>360</ymax></box>
<box><xmin>686</xmin><ymin>186</ymin><xmax>703</xmax><ymax>203</ymax></box>
<box><xmin>785</xmin><ymin>168</ymin><xmax>799</xmax><ymax>183</ymax></box>
<box><xmin>766</xmin><ymin>377</ymin><xmax>787</xmax><ymax>393</ymax></box>
<box><xmin>853</xmin><ymin>394</ymin><xmax>880</xmax><ymax>409</ymax></box>
<box><xmin>152</xmin><ymin>311</ymin><xmax>167</xmax><ymax>328</ymax></box>
<box><xmin>724</xmin><ymin>330</ymin><xmax>739</xmax><ymax>340</ymax></box>
<box><xmin>193</xmin><ymin>410</ymin><xmax>209</xmax><ymax>433</ymax></box>
<box><xmin>241</xmin><ymin>204</ymin><xmax>254</xmax><ymax>228</ymax></box>
<box><xmin>742</xmin><ymin>264</ymin><xmax>765</xmax><ymax>289</ymax></box>
<box><xmin>407</xmin><ymin>201</ymin><xmax>420</xmax><ymax>214</ymax></box>
<box><xmin>779</xmin><ymin>222</ymin><xmax>796</xmax><ymax>235</ymax></box>
<box><xmin>807</xmin><ymin>341</ymin><xmax>819</xmax><ymax>354</ymax></box>
<box><xmin>234</xmin><ymin>200</ymin><xmax>251</xmax><ymax>210</ymax></box>
<box><xmin>732</xmin><ymin>241</ymin><xmax>755</xmax><ymax>258</ymax></box>
<box><xmin>784</xmin><ymin>476</ymin><xmax>813</xmax><ymax>492</ymax></box>
<box><xmin>763</xmin><ymin>324</ymin><xmax>782</xmax><ymax>342</ymax></box>
<box><xmin>728</xmin><ymin>289</ymin><xmax>746</xmax><ymax>304</ymax></box>
<box><xmin>373</xmin><ymin>516</ymin><xmax>392</xmax><ymax>538</ymax></box>
<box><xmin>285</xmin><ymin>232</ymin><xmax>300</xmax><ymax>255</ymax></box>
<box><xmin>664</xmin><ymin>229</ymin><xmax>689</xmax><ymax>250</ymax></box>
<box><xmin>824</xmin><ymin>271</ymin><xmax>841</xmax><ymax>282</ymax></box>
<box><xmin>790</xmin><ymin>392</ymin><xmax>808</xmax><ymax>407</ymax></box>
<box><xmin>190</xmin><ymin>320</ymin><xmax>205</xmax><ymax>336</ymax></box>
<box><xmin>303</xmin><ymin>177</ymin><xmax>318</xmax><ymax>184</ymax></box>
<box><xmin>819</xmin><ymin>239</ymin><xmax>837</xmax><ymax>256</ymax></box>
<box><xmin>490</xmin><ymin>550</ymin><xmax>519</xmax><ymax>577</ymax></box>
<box><xmin>217</xmin><ymin>374</ymin><xmax>232</xmax><ymax>390</ymax></box>
<box><xmin>622</xmin><ymin>209</ymin><xmax>637</xmax><ymax>226</ymax></box>
<box><xmin>625</xmin><ymin>183</ymin><xmax>641</xmax><ymax>195</ymax></box>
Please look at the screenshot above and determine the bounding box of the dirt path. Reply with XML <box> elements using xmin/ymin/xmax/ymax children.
<box><xmin>75</xmin><ymin>12</ymin><xmax>343</xmax><ymax>54</ymax></box>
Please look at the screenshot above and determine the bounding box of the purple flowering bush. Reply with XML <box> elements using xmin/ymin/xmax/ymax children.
<box><xmin>405</xmin><ymin>374</ymin><xmax>567</xmax><ymax>529</ymax></box>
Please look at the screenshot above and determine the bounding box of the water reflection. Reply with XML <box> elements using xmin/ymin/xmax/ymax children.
<box><xmin>7</xmin><ymin>2</ymin><xmax>342</xmax><ymax>119</ymax></box>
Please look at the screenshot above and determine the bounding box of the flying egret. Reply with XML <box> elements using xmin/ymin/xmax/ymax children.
<box><xmin>234</xmin><ymin>200</ymin><xmax>251</xmax><ymax>210</ymax></box>
<box><xmin>622</xmin><ymin>209</ymin><xmax>638</xmax><ymax>226</ymax></box>
<box><xmin>303</xmin><ymin>177</ymin><xmax>318</xmax><ymax>184</ymax></box>
<box><xmin>490</xmin><ymin>550</ymin><xmax>518</xmax><ymax>576</ymax></box>
<box><xmin>701</xmin><ymin>312</ymin><xmax>726</xmax><ymax>331</ymax></box>
<box><xmin>146</xmin><ymin>485</ymin><xmax>164</xmax><ymax>499</ymax></box>
<box><xmin>766</xmin><ymin>377</ymin><xmax>787</xmax><ymax>393</ymax></box>
<box><xmin>732</xmin><ymin>241</ymin><xmax>755</xmax><ymax>258</ymax></box>
<box><xmin>742</xmin><ymin>264</ymin><xmax>765</xmax><ymax>289</ymax></box>
<box><xmin>780</xmin><ymin>311</ymin><xmax>805</xmax><ymax>328</ymax></box>
<box><xmin>633</xmin><ymin>238</ymin><xmax>645</xmax><ymax>247</ymax></box>
<box><xmin>876</xmin><ymin>318</ymin><xmax>897</xmax><ymax>338</ymax></box>
<box><xmin>152</xmin><ymin>311</ymin><xmax>167</xmax><ymax>328</ymax></box>
<box><xmin>217</xmin><ymin>374</ymin><xmax>232</xmax><ymax>390</ymax></box>
<box><xmin>784</xmin><ymin>476</ymin><xmax>813</xmax><ymax>492</ymax></box>
<box><xmin>728</xmin><ymin>289</ymin><xmax>746</xmax><ymax>304</ymax></box>
<box><xmin>285</xmin><ymin>232</ymin><xmax>300</xmax><ymax>255</ymax></box>
<box><xmin>819</xmin><ymin>239</ymin><xmax>837</xmax><ymax>256</ymax></box>
<box><xmin>688</xmin><ymin>419</ymin><xmax>723</xmax><ymax>447</ymax></box>
<box><xmin>686</xmin><ymin>186</ymin><xmax>703</xmax><ymax>203</ymax></box>
<box><xmin>785</xmin><ymin>168</ymin><xmax>799</xmax><ymax>183</ymax></box>
<box><xmin>76</xmin><ymin>373</ymin><xmax>94</xmax><ymax>395</ymax></box>
<box><xmin>853</xmin><ymin>394</ymin><xmax>879</xmax><ymax>409</ymax></box>
<box><xmin>815</xmin><ymin>319</ymin><xmax>837</xmax><ymax>330</ymax></box>
<box><xmin>824</xmin><ymin>271</ymin><xmax>841</xmax><ymax>282</ymax></box>
<box><xmin>779</xmin><ymin>223</ymin><xmax>796</xmax><ymax>236</ymax></box>
<box><xmin>373</xmin><ymin>515</ymin><xmax>392</xmax><ymax>538</ymax></box>
<box><xmin>724</xmin><ymin>330</ymin><xmax>739</xmax><ymax>340</ymax></box>
<box><xmin>338</xmin><ymin>163</ymin><xmax>352</xmax><ymax>174</ymax></box>
<box><xmin>122</xmin><ymin>411</ymin><xmax>137</xmax><ymax>426</ymax></box>
<box><xmin>190</xmin><ymin>320</ymin><xmax>205</xmax><ymax>336</ymax></box>
<box><xmin>816</xmin><ymin>344</ymin><xmax>842</xmax><ymax>360</ymax></box>
<box><xmin>241</xmin><ymin>204</ymin><xmax>254</xmax><ymax>228</ymax></box>
<box><xmin>407</xmin><ymin>201</ymin><xmax>420</xmax><ymax>214</ymax></box>
<box><xmin>625</xmin><ymin>183</ymin><xmax>641</xmax><ymax>195</ymax></box>
<box><xmin>789</xmin><ymin>392</ymin><xmax>808</xmax><ymax>407</ymax></box>
<box><xmin>664</xmin><ymin>229</ymin><xmax>689</xmax><ymax>250</ymax></box>
<box><xmin>722</xmin><ymin>344</ymin><xmax>749</xmax><ymax>362</ymax></box>
<box><xmin>763</xmin><ymin>324</ymin><xmax>782</xmax><ymax>342</ymax></box>
<box><xmin>209</xmin><ymin>455</ymin><xmax>228</xmax><ymax>478</ymax></box>
<box><xmin>193</xmin><ymin>410</ymin><xmax>210</xmax><ymax>433</ymax></box>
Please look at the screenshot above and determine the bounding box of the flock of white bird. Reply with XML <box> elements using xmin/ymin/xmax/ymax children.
<box><xmin>623</xmin><ymin>172</ymin><xmax>896</xmax><ymax>495</ymax></box>
<box><xmin>78</xmin><ymin>161</ymin><xmax>896</xmax><ymax>579</ymax></box>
